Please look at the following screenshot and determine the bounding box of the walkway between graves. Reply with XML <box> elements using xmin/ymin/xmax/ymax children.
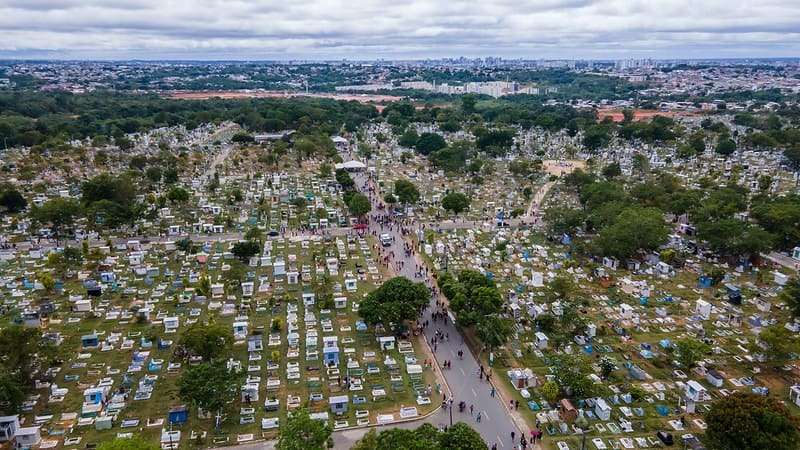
<box><xmin>352</xmin><ymin>171</ymin><xmax>528</xmax><ymax>450</ymax></box>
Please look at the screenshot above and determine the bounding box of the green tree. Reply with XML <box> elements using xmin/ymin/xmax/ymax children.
<box><xmin>752</xmin><ymin>324</ymin><xmax>800</xmax><ymax>367</ymax></box>
<box><xmin>398</xmin><ymin>129</ymin><xmax>419</xmax><ymax>148</ymax></box>
<box><xmin>675</xmin><ymin>338</ymin><xmax>710</xmax><ymax>368</ymax></box>
<box><xmin>602</xmin><ymin>162</ymin><xmax>622</xmax><ymax>179</ymax></box>
<box><xmin>231</xmin><ymin>131</ymin><xmax>255</xmax><ymax>143</ymax></box>
<box><xmin>0</xmin><ymin>326</ymin><xmax>53</xmax><ymax>414</ymax></box>
<box><xmin>97</xmin><ymin>437</ymin><xmax>159</xmax><ymax>450</ymax></box>
<box><xmin>335</xmin><ymin>169</ymin><xmax>355</xmax><ymax>190</ymax></box>
<box><xmin>0</xmin><ymin>185</ymin><xmax>27</xmax><ymax>213</ymax></box>
<box><xmin>359</xmin><ymin>277</ymin><xmax>429</xmax><ymax>332</ymax></box>
<box><xmin>346</xmin><ymin>192</ymin><xmax>371</xmax><ymax>218</ymax></box>
<box><xmin>414</xmin><ymin>132</ymin><xmax>446</xmax><ymax>155</ymax></box>
<box><xmin>290</xmin><ymin>197</ymin><xmax>308</xmax><ymax>209</ymax></box>
<box><xmin>583</xmin><ymin>124</ymin><xmax>611</xmax><ymax>151</ymax></box>
<box><xmin>244</xmin><ymin>227</ymin><xmax>264</xmax><ymax>242</ymax></box>
<box><xmin>167</xmin><ymin>186</ymin><xmax>190</xmax><ymax>204</ymax></box>
<box><xmin>145</xmin><ymin>166</ymin><xmax>162</xmax><ymax>183</ymax></box>
<box><xmin>780</xmin><ymin>278</ymin><xmax>800</xmax><ymax>319</ymax></box>
<box><xmin>37</xmin><ymin>271</ymin><xmax>55</xmax><ymax>292</ymax></box>
<box><xmin>439</xmin><ymin>422</ymin><xmax>487</xmax><ymax>450</ymax></box>
<box><xmin>0</xmin><ymin>371</ymin><xmax>26</xmax><ymax>416</ymax></box>
<box><xmin>545</xmin><ymin>207</ymin><xmax>585</xmax><ymax>236</ymax></box>
<box><xmin>751</xmin><ymin>195</ymin><xmax>800</xmax><ymax>250</ymax></box>
<box><xmin>318</xmin><ymin>162</ymin><xmax>332</xmax><ymax>178</ymax></box>
<box><xmin>688</xmin><ymin>131</ymin><xmax>706</xmax><ymax>153</ymax></box>
<box><xmin>599</xmin><ymin>356</ymin><xmax>616</xmax><ymax>379</ymax></box>
<box><xmin>783</xmin><ymin>146</ymin><xmax>800</xmax><ymax>170</ymax></box>
<box><xmin>621</xmin><ymin>108</ymin><xmax>635</xmax><ymax>123</ymax></box>
<box><xmin>231</xmin><ymin>240</ymin><xmax>261</xmax><ymax>262</ymax></box>
<box><xmin>549</xmin><ymin>354</ymin><xmax>595</xmax><ymax>398</ymax></box>
<box><xmin>196</xmin><ymin>275</ymin><xmax>211</xmax><ymax>298</ymax></box>
<box><xmin>475</xmin><ymin>315</ymin><xmax>513</xmax><ymax>352</ymax></box>
<box><xmin>715</xmin><ymin>136</ymin><xmax>737</xmax><ymax>156</ymax></box>
<box><xmin>475</xmin><ymin>128</ymin><xmax>516</xmax><ymax>156</ymax></box>
<box><xmin>277</xmin><ymin>408</ymin><xmax>332</xmax><ymax>450</ymax></box>
<box><xmin>594</xmin><ymin>206</ymin><xmax>668</xmax><ymax>259</ymax></box>
<box><xmin>440</xmin><ymin>270</ymin><xmax>503</xmax><ymax>328</ymax></box>
<box><xmin>394</xmin><ymin>179</ymin><xmax>420</xmax><ymax>205</ymax></box>
<box><xmin>704</xmin><ymin>393</ymin><xmax>800</xmax><ymax>450</ymax></box>
<box><xmin>178</xmin><ymin>323</ymin><xmax>233</xmax><ymax>361</ymax></box>
<box><xmin>30</xmin><ymin>198</ymin><xmax>82</xmax><ymax>244</ymax></box>
<box><xmin>178</xmin><ymin>361</ymin><xmax>242</xmax><ymax>421</ymax></box>
<box><xmin>696</xmin><ymin>219</ymin><xmax>774</xmax><ymax>260</ymax></box>
<box><xmin>540</xmin><ymin>380</ymin><xmax>559</xmax><ymax>403</ymax></box>
<box><xmin>441</xmin><ymin>192</ymin><xmax>470</xmax><ymax>216</ymax></box>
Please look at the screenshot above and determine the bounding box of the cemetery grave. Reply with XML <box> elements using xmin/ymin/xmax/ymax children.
<box><xmin>1</xmin><ymin>216</ymin><xmax>438</xmax><ymax>448</ymax></box>
<box><xmin>418</xmin><ymin>223</ymin><xmax>800</xmax><ymax>450</ymax></box>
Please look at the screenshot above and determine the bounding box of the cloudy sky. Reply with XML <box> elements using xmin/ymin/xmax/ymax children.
<box><xmin>1</xmin><ymin>0</ymin><xmax>798</xmax><ymax>60</ymax></box>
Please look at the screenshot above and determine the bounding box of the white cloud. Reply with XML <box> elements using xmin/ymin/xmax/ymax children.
<box><xmin>0</xmin><ymin>0</ymin><xmax>798</xmax><ymax>59</ymax></box>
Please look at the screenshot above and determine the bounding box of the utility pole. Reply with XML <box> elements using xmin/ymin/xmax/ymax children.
<box><xmin>449</xmin><ymin>401</ymin><xmax>453</xmax><ymax>426</ymax></box>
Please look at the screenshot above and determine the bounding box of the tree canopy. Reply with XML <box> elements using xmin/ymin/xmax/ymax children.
<box><xmin>178</xmin><ymin>360</ymin><xmax>242</xmax><ymax>417</ymax></box>
<box><xmin>352</xmin><ymin>422</ymin><xmax>485</xmax><ymax>450</ymax></box>
<box><xmin>394</xmin><ymin>179</ymin><xmax>420</xmax><ymax>205</ymax></box>
<box><xmin>178</xmin><ymin>322</ymin><xmax>233</xmax><ymax>361</ymax></box>
<box><xmin>277</xmin><ymin>408</ymin><xmax>332</xmax><ymax>450</ymax></box>
<box><xmin>346</xmin><ymin>192</ymin><xmax>372</xmax><ymax>217</ymax></box>
<box><xmin>441</xmin><ymin>192</ymin><xmax>470</xmax><ymax>215</ymax></box>
<box><xmin>231</xmin><ymin>240</ymin><xmax>262</xmax><ymax>262</ymax></box>
<box><xmin>359</xmin><ymin>277</ymin><xmax>429</xmax><ymax>332</ymax></box>
<box><xmin>439</xmin><ymin>270</ymin><xmax>503</xmax><ymax>329</ymax></box>
<box><xmin>705</xmin><ymin>392</ymin><xmax>800</xmax><ymax>450</ymax></box>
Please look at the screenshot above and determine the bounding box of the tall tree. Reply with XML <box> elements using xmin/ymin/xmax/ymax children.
<box><xmin>439</xmin><ymin>422</ymin><xmax>487</xmax><ymax>450</ymax></box>
<box><xmin>441</xmin><ymin>192</ymin><xmax>470</xmax><ymax>216</ymax></box>
<box><xmin>414</xmin><ymin>132</ymin><xmax>446</xmax><ymax>155</ymax></box>
<box><xmin>178</xmin><ymin>323</ymin><xmax>233</xmax><ymax>361</ymax></box>
<box><xmin>705</xmin><ymin>393</ymin><xmax>800</xmax><ymax>450</ymax></box>
<box><xmin>277</xmin><ymin>408</ymin><xmax>332</xmax><ymax>450</ymax></box>
<box><xmin>476</xmin><ymin>315</ymin><xmax>513</xmax><ymax>352</ymax></box>
<box><xmin>0</xmin><ymin>326</ymin><xmax>54</xmax><ymax>414</ymax></box>
<box><xmin>780</xmin><ymin>277</ymin><xmax>800</xmax><ymax>319</ymax></box>
<box><xmin>594</xmin><ymin>206</ymin><xmax>668</xmax><ymax>259</ymax></box>
<box><xmin>178</xmin><ymin>361</ymin><xmax>242</xmax><ymax>423</ymax></box>
<box><xmin>674</xmin><ymin>338</ymin><xmax>710</xmax><ymax>369</ymax></box>
<box><xmin>752</xmin><ymin>324</ymin><xmax>800</xmax><ymax>367</ymax></box>
<box><xmin>439</xmin><ymin>270</ymin><xmax>503</xmax><ymax>328</ymax></box>
<box><xmin>0</xmin><ymin>185</ymin><xmax>27</xmax><ymax>213</ymax></box>
<box><xmin>359</xmin><ymin>277</ymin><xmax>429</xmax><ymax>332</ymax></box>
<box><xmin>30</xmin><ymin>198</ymin><xmax>81</xmax><ymax>244</ymax></box>
<box><xmin>394</xmin><ymin>179</ymin><xmax>420</xmax><ymax>205</ymax></box>
<box><xmin>346</xmin><ymin>192</ymin><xmax>372</xmax><ymax>218</ymax></box>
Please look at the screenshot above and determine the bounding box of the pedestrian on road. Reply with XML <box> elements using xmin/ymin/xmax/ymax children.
<box><xmin>511</xmin><ymin>431</ymin><xmax>515</xmax><ymax>442</ymax></box>
<box><xmin>490</xmin><ymin>386</ymin><xmax>496</xmax><ymax>397</ymax></box>
<box><xmin>476</xmin><ymin>411</ymin><xmax>481</xmax><ymax>423</ymax></box>
<box><xmin>469</xmin><ymin>404</ymin><xmax>474</xmax><ymax>415</ymax></box>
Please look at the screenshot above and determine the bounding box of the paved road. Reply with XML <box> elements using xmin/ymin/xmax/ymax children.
<box><xmin>349</xmin><ymin>171</ymin><xmax>524</xmax><ymax>449</ymax></box>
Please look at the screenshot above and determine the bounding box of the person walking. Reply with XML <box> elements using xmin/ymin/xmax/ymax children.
<box><xmin>476</xmin><ymin>411</ymin><xmax>481</xmax><ymax>423</ymax></box>
<box><xmin>490</xmin><ymin>386</ymin><xmax>496</xmax><ymax>397</ymax></box>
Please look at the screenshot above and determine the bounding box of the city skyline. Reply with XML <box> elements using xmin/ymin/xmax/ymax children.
<box><xmin>1</xmin><ymin>0</ymin><xmax>799</xmax><ymax>60</ymax></box>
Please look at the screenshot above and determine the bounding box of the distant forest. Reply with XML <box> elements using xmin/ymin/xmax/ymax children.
<box><xmin>0</xmin><ymin>91</ymin><xmax>378</xmax><ymax>148</ymax></box>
